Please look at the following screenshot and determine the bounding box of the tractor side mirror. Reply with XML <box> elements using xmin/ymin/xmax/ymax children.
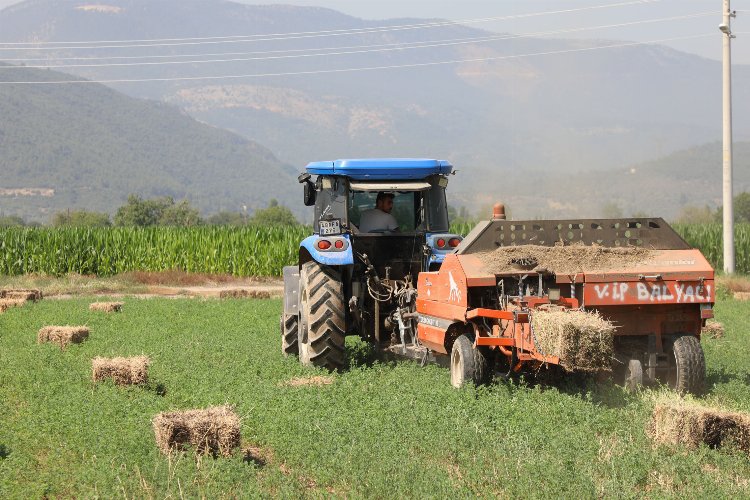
<box><xmin>298</xmin><ymin>172</ymin><xmax>316</xmax><ymax>206</ymax></box>
<box><xmin>303</xmin><ymin>181</ymin><xmax>316</xmax><ymax>206</ymax></box>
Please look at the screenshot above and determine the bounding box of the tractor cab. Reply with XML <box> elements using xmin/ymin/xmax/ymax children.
<box><xmin>299</xmin><ymin>159</ymin><xmax>461</xmax><ymax>274</ymax></box>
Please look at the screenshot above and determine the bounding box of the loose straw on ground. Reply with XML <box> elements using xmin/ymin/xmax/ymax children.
<box><xmin>531</xmin><ymin>308</ymin><xmax>615</xmax><ymax>371</ymax></box>
<box><xmin>92</xmin><ymin>356</ymin><xmax>150</xmax><ymax>385</ymax></box>
<box><xmin>37</xmin><ymin>326</ymin><xmax>89</xmax><ymax>348</ymax></box>
<box><xmin>152</xmin><ymin>405</ymin><xmax>241</xmax><ymax>457</ymax></box>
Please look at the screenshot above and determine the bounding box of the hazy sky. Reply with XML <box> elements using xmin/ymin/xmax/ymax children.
<box><xmin>0</xmin><ymin>0</ymin><xmax>746</xmax><ymax>63</ymax></box>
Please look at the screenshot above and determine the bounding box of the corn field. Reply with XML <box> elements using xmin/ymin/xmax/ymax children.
<box><xmin>0</xmin><ymin>223</ymin><xmax>748</xmax><ymax>277</ymax></box>
<box><xmin>0</xmin><ymin>226</ymin><xmax>309</xmax><ymax>277</ymax></box>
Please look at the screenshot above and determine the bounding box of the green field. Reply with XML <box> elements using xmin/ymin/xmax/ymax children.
<box><xmin>1</xmin><ymin>296</ymin><xmax>749</xmax><ymax>498</ymax></box>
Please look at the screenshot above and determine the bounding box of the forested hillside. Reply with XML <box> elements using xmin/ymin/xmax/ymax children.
<box><xmin>0</xmin><ymin>65</ymin><xmax>296</xmax><ymax>222</ymax></box>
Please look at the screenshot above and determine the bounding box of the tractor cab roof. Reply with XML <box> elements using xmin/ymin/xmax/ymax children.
<box><xmin>305</xmin><ymin>158</ymin><xmax>453</xmax><ymax>180</ymax></box>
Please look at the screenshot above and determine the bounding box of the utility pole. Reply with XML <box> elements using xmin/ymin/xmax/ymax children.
<box><xmin>721</xmin><ymin>0</ymin><xmax>736</xmax><ymax>274</ymax></box>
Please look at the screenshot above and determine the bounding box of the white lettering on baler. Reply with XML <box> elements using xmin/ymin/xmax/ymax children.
<box><xmin>592</xmin><ymin>282</ymin><xmax>711</xmax><ymax>303</ymax></box>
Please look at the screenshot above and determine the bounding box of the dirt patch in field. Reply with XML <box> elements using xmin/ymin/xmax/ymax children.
<box><xmin>37</xmin><ymin>326</ymin><xmax>89</xmax><ymax>348</ymax></box>
<box><xmin>89</xmin><ymin>301</ymin><xmax>124</xmax><ymax>312</ymax></box>
<box><xmin>152</xmin><ymin>405</ymin><xmax>241</xmax><ymax>457</ymax></box>
<box><xmin>734</xmin><ymin>292</ymin><xmax>750</xmax><ymax>301</ymax></box>
<box><xmin>92</xmin><ymin>356</ymin><xmax>150</xmax><ymax>385</ymax></box>
<box><xmin>123</xmin><ymin>270</ymin><xmax>250</xmax><ymax>286</ymax></box>
<box><xmin>281</xmin><ymin>375</ymin><xmax>334</xmax><ymax>387</ymax></box>
<box><xmin>531</xmin><ymin>308</ymin><xmax>615</xmax><ymax>371</ymax></box>
<box><xmin>476</xmin><ymin>243</ymin><xmax>654</xmax><ymax>275</ymax></box>
<box><xmin>648</xmin><ymin>399</ymin><xmax>750</xmax><ymax>454</ymax></box>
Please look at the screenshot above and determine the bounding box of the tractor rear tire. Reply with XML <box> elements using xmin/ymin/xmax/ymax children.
<box><xmin>298</xmin><ymin>261</ymin><xmax>346</xmax><ymax>371</ymax></box>
<box><xmin>281</xmin><ymin>313</ymin><xmax>298</xmax><ymax>357</ymax></box>
<box><xmin>450</xmin><ymin>334</ymin><xmax>492</xmax><ymax>388</ymax></box>
<box><xmin>668</xmin><ymin>334</ymin><xmax>706</xmax><ymax>395</ymax></box>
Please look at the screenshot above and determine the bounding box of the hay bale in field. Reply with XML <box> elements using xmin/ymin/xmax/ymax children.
<box><xmin>1</xmin><ymin>289</ymin><xmax>42</xmax><ymax>302</ymax></box>
<box><xmin>37</xmin><ymin>326</ymin><xmax>89</xmax><ymax>348</ymax></box>
<box><xmin>702</xmin><ymin>320</ymin><xmax>725</xmax><ymax>339</ymax></box>
<box><xmin>152</xmin><ymin>405</ymin><xmax>241</xmax><ymax>457</ymax></box>
<box><xmin>648</xmin><ymin>400</ymin><xmax>750</xmax><ymax>453</ymax></box>
<box><xmin>530</xmin><ymin>308</ymin><xmax>615</xmax><ymax>371</ymax></box>
<box><xmin>0</xmin><ymin>298</ymin><xmax>27</xmax><ymax>313</ymax></box>
<box><xmin>89</xmin><ymin>301</ymin><xmax>124</xmax><ymax>313</ymax></box>
<box><xmin>92</xmin><ymin>356</ymin><xmax>150</xmax><ymax>385</ymax></box>
<box><xmin>734</xmin><ymin>291</ymin><xmax>750</xmax><ymax>301</ymax></box>
<box><xmin>218</xmin><ymin>289</ymin><xmax>271</xmax><ymax>299</ymax></box>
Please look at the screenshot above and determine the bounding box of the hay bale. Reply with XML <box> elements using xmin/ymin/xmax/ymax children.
<box><xmin>92</xmin><ymin>356</ymin><xmax>150</xmax><ymax>385</ymax></box>
<box><xmin>734</xmin><ymin>291</ymin><xmax>750</xmax><ymax>301</ymax></box>
<box><xmin>89</xmin><ymin>301</ymin><xmax>124</xmax><ymax>313</ymax></box>
<box><xmin>702</xmin><ymin>320</ymin><xmax>725</xmax><ymax>339</ymax></box>
<box><xmin>648</xmin><ymin>401</ymin><xmax>750</xmax><ymax>453</ymax></box>
<box><xmin>37</xmin><ymin>326</ymin><xmax>89</xmax><ymax>348</ymax></box>
<box><xmin>0</xmin><ymin>298</ymin><xmax>27</xmax><ymax>313</ymax></box>
<box><xmin>530</xmin><ymin>308</ymin><xmax>615</xmax><ymax>371</ymax></box>
<box><xmin>1</xmin><ymin>289</ymin><xmax>42</xmax><ymax>302</ymax></box>
<box><xmin>152</xmin><ymin>405</ymin><xmax>241</xmax><ymax>457</ymax></box>
<box><xmin>218</xmin><ymin>289</ymin><xmax>271</xmax><ymax>299</ymax></box>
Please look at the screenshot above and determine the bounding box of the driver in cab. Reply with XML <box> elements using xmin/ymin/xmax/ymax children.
<box><xmin>358</xmin><ymin>191</ymin><xmax>399</xmax><ymax>233</ymax></box>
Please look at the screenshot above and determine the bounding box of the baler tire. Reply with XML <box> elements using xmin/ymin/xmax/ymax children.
<box><xmin>281</xmin><ymin>313</ymin><xmax>298</xmax><ymax>357</ymax></box>
<box><xmin>298</xmin><ymin>261</ymin><xmax>345</xmax><ymax>371</ymax></box>
<box><xmin>450</xmin><ymin>334</ymin><xmax>492</xmax><ymax>388</ymax></box>
<box><xmin>669</xmin><ymin>334</ymin><xmax>706</xmax><ymax>395</ymax></box>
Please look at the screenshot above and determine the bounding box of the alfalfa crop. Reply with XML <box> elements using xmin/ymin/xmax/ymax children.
<box><xmin>89</xmin><ymin>302</ymin><xmax>124</xmax><ymax>313</ymax></box>
<box><xmin>530</xmin><ymin>308</ymin><xmax>615</xmax><ymax>371</ymax></box>
<box><xmin>152</xmin><ymin>405</ymin><xmax>240</xmax><ymax>457</ymax></box>
<box><xmin>648</xmin><ymin>398</ymin><xmax>750</xmax><ymax>454</ymax></box>
<box><xmin>92</xmin><ymin>356</ymin><xmax>150</xmax><ymax>385</ymax></box>
<box><xmin>37</xmin><ymin>326</ymin><xmax>89</xmax><ymax>348</ymax></box>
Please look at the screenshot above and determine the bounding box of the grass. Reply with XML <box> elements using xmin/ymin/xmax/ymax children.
<box><xmin>1</xmin><ymin>296</ymin><xmax>749</xmax><ymax>497</ymax></box>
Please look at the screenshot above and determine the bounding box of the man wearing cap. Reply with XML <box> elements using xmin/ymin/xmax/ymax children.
<box><xmin>358</xmin><ymin>192</ymin><xmax>399</xmax><ymax>233</ymax></box>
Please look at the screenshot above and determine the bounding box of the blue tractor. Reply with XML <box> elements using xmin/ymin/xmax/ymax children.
<box><xmin>281</xmin><ymin>158</ymin><xmax>463</xmax><ymax>370</ymax></box>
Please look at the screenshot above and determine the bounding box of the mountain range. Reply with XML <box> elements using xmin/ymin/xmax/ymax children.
<box><xmin>0</xmin><ymin>0</ymin><xmax>748</xmax><ymax>220</ymax></box>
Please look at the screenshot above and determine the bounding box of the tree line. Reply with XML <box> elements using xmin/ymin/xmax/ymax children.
<box><xmin>0</xmin><ymin>195</ymin><xmax>299</xmax><ymax>228</ymax></box>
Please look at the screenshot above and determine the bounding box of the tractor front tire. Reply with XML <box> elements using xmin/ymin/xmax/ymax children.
<box><xmin>298</xmin><ymin>261</ymin><xmax>346</xmax><ymax>371</ymax></box>
<box><xmin>281</xmin><ymin>313</ymin><xmax>298</xmax><ymax>357</ymax></box>
<box><xmin>668</xmin><ymin>334</ymin><xmax>706</xmax><ymax>395</ymax></box>
<box><xmin>450</xmin><ymin>334</ymin><xmax>492</xmax><ymax>388</ymax></box>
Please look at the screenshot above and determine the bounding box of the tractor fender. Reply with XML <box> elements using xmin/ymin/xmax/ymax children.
<box><xmin>300</xmin><ymin>234</ymin><xmax>354</xmax><ymax>266</ymax></box>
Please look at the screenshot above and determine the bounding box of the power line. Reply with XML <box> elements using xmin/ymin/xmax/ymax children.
<box><xmin>0</xmin><ymin>33</ymin><xmax>713</xmax><ymax>85</ymax></box>
<box><xmin>0</xmin><ymin>0</ymin><xmax>663</xmax><ymax>51</ymax></box>
<box><xmin>0</xmin><ymin>12</ymin><xmax>714</xmax><ymax>69</ymax></box>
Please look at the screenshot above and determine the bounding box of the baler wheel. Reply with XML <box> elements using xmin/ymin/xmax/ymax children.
<box><xmin>297</xmin><ymin>261</ymin><xmax>345</xmax><ymax>371</ymax></box>
<box><xmin>450</xmin><ymin>334</ymin><xmax>492</xmax><ymax>388</ymax></box>
<box><xmin>624</xmin><ymin>359</ymin><xmax>643</xmax><ymax>393</ymax></box>
<box><xmin>668</xmin><ymin>334</ymin><xmax>706</xmax><ymax>395</ymax></box>
<box><xmin>281</xmin><ymin>313</ymin><xmax>298</xmax><ymax>357</ymax></box>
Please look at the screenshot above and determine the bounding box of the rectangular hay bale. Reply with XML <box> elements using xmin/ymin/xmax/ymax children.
<box><xmin>37</xmin><ymin>326</ymin><xmax>90</xmax><ymax>348</ymax></box>
<box><xmin>648</xmin><ymin>402</ymin><xmax>750</xmax><ymax>453</ymax></box>
<box><xmin>92</xmin><ymin>356</ymin><xmax>150</xmax><ymax>385</ymax></box>
<box><xmin>89</xmin><ymin>302</ymin><xmax>124</xmax><ymax>313</ymax></box>
<box><xmin>0</xmin><ymin>298</ymin><xmax>27</xmax><ymax>313</ymax></box>
<box><xmin>152</xmin><ymin>405</ymin><xmax>241</xmax><ymax>457</ymax></box>
<box><xmin>530</xmin><ymin>308</ymin><xmax>615</xmax><ymax>371</ymax></box>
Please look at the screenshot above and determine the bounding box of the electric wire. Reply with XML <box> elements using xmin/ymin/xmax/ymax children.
<box><xmin>0</xmin><ymin>12</ymin><xmax>714</xmax><ymax>70</ymax></box>
<box><xmin>0</xmin><ymin>0</ymin><xmax>663</xmax><ymax>50</ymax></box>
<box><xmin>0</xmin><ymin>32</ymin><xmax>714</xmax><ymax>85</ymax></box>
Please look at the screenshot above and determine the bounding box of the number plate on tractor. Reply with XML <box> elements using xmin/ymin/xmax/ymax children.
<box><xmin>319</xmin><ymin>219</ymin><xmax>342</xmax><ymax>236</ymax></box>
